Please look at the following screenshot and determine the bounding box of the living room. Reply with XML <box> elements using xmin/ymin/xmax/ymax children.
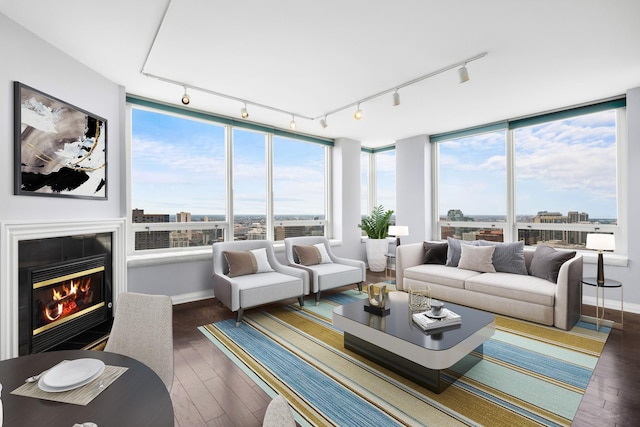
<box><xmin>1</xmin><ymin>1</ymin><xmax>640</xmax><ymax>425</ymax></box>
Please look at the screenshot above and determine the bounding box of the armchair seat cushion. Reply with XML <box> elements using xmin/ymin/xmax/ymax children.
<box><xmin>306</xmin><ymin>263</ymin><xmax>363</xmax><ymax>291</ymax></box>
<box><xmin>234</xmin><ymin>272</ymin><xmax>304</xmax><ymax>308</ymax></box>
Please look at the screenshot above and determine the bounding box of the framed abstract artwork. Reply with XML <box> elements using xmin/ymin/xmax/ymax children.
<box><xmin>14</xmin><ymin>82</ymin><xmax>107</xmax><ymax>199</ymax></box>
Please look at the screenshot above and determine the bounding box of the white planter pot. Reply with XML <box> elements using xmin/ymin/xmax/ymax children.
<box><xmin>366</xmin><ymin>238</ymin><xmax>389</xmax><ymax>272</ymax></box>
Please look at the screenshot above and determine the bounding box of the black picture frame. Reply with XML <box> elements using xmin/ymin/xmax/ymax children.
<box><xmin>14</xmin><ymin>82</ymin><xmax>107</xmax><ymax>199</ymax></box>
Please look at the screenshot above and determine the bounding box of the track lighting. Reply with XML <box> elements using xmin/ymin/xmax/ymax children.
<box><xmin>240</xmin><ymin>103</ymin><xmax>249</xmax><ymax>119</ymax></box>
<box><xmin>354</xmin><ymin>104</ymin><xmax>363</xmax><ymax>120</ymax></box>
<box><xmin>181</xmin><ymin>86</ymin><xmax>190</xmax><ymax>105</ymax></box>
<box><xmin>458</xmin><ymin>64</ymin><xmax>469</xmax><ymax>83</ymax></box>
<box><xmin>290</xmin><ymin>115</ymin><xmax>296</xmax><ymax>130</ymax></box>
<box><xmin>392</xmin><ymin>90</ymin><xmax>400</xmax><ymax>107</ymax></box>
<box><xmin>320</xmin><ymin>115</ymin><xmax>328</xmax><ymax>129</ymax></box>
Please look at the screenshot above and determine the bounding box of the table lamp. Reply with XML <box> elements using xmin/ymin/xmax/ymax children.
<box><xmin>586</xmin><ymin>233</ymin><xmax>615</xmax><ymax>286</ymax></box>
<box><xmin>388</xmin><ymin>225</ymin><xmax>409</xmax><ymax>246</ymax></box>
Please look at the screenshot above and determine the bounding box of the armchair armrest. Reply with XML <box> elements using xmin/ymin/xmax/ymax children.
<box><xmin>395</xmin><ymin>243</ymin><xmax>424</xmax><ymax>291</ymax></box>
<box><xmin>554</xmin><ymin>254</ymin><xmax>583</xmax><ymax>330</ymax></box>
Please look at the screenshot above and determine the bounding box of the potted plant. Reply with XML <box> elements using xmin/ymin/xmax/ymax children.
<box><xmin>359</xmin><ymin>205</ymin><xmax>394</xmax><ymax>272</ymax></box>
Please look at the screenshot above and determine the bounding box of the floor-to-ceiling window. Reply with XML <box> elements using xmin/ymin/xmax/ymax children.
<box><xmin>128</xmin><ymin>99</ymin><xmax>331</xmax><ymax>252</ymax></box>
<box><xmin>433</xmin><ymin>99</ymin><xmax>625</xmax><ymax>253</ymax></box>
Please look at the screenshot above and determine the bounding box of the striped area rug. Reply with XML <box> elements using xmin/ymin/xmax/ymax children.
<box><xmin>199</xmin><ymin>288</ymin><xmax>609</xmax><ymax>427</ymax></box>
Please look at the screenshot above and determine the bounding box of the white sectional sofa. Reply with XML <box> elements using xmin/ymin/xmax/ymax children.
<box><xmin>396</xmin><ymin>240</ymin><xmax>583</xmax><ymax>330</ymax></box>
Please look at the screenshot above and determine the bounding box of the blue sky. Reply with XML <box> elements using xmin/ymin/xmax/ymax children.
<box><xmin>439</xmin><ymin>110</ymin><xmax>618</xmax><ymax>219</ymax></box>
<box><xmin>132</xmin><ymin>108</ymin><xmax>326</xmax><ymax>216</ymax></box>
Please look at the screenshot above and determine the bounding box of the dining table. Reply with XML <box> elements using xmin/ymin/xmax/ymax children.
<box><xmin>0</xmin><ymin>349</ymin><xmax>174</xmax><ymax>426</ymax></box>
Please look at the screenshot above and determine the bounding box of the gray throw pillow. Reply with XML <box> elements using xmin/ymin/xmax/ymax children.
<box><xmin>423</xmin><ymin>241</ymin><xmax>448</xmax><ymax>264</ymax></box>
<box><xmin>479</xmin><ymin>240</ymin><xmax>528</xmax><ymax>275</ymax></box>
<box><xmin>446</xmin><ymin>236</ymin><xmax>482</xmax><ymax>267</ymax></box>
<box><xmin>529</xmin><ymin>245</ymin><xmax>576</xmax><ymax>283</ymax></box>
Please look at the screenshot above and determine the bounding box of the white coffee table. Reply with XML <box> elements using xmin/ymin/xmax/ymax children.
<box><xmin>332</xmin><ymin>291</ymin><xmax>495</xmax><ymax>393</ymax></box>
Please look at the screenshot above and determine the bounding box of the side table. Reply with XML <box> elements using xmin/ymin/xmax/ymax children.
<box><xmin>581</xmin><ymin>277</ymin><xmax>623</xmax><ymax>330</ymax></box>
<box><xmin>385</xmin><ymin>253</ymin><xmax>396</xmax><ymax>282</ymax></box>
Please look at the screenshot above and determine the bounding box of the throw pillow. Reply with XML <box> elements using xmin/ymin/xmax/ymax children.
<box><xmin>478</xmin><ymin>240</ymin><xmax>528</xmax><ymax>275</ymax></box>
<box><xmin>313</xmin><ymin>243</ymin><xmax>333</xmax><ymax>264</ymax></box>
<box><xmin>249</xmin><ymin>248</ymin><xmax>274</xmax><ymax>273</ymax></box>
<box><xmin>423</xmin><ymin>241</ymin><xmax>448</xmax><ymax>264</ymax></box>
<box><xmin>223</xmin><ymin>250</ymin><xmax>258</xmax><ymax>277</ymax></box>
<box><xmin>529</xmin><ymin>245</ymin><xmax>576</xmax><ymax>283</ymax></box>
<box><xmin>458</xmin><ymin>244</ymin><xmax>496</xmax><ymax>273</ymax></box>
<box><xmin>446</xmin><ymin>236</ymin><xmax>482</xmax><ymax>267</ymax></box>
<box><xmin>293</xmin><ymin>245</ymin><xmax>322</xmax><ymax>266</ymax></box>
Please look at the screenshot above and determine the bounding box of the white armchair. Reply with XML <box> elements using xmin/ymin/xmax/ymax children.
<box><xmin>284</xmin><ymin>236</ymin><xmax>365</xmax><ymax>304</ymax></box>
<box><xmin>213</xmin><ymin>240</ymin><xmax>309</xmax><ymax>325</ymax></box>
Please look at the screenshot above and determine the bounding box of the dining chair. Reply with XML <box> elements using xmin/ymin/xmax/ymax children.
<box><xmin>262</xmin><ymin>394</ymin><xmax>295</xmax><ymax>427</ymax></box>
<box><xmin>104</xmin><ymin>292</ymin><xmax>174</xmax><ymax>391</ymax></box>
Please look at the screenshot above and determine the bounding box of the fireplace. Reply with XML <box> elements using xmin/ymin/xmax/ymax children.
<box><xmin>30</xmin><ymin>255</ymin><xmax>111</xmax><ymax>353</ymax></box>
<box><xmin>18</xmin><ymin>232</ymin><xmax>114</xmax><ymax>355</ymax></box>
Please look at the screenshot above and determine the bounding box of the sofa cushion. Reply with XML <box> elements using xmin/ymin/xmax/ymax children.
<box><xmin>223</xmin><ymin>250</ymin><xmax>258</xmax><ymax>277</ymax></box>
<box><xmin>529</xmin><ymin>245</ymin><xmax>576</xmax><ymax>283</ymax></box>
<box><xmin>446</xmin><ymin>236</ymin><xmax>482</xmax><ymax>267</ymax></box>
<box><xmin>458</xmin><ymin>244</ymin><xmax>496</xmax><ymax>273</ymax></box>
<box><xmin>404</xmin><ymin>264</ymin><xmax>482</xmax><ymax>290</ymax></box>
<box><xmin>423</xmin><ymin>241</ymin><xmax>448</xmax><ymax>264</ymax></box>
<box><xmin>479</xmin><ymin>240</ymin><xmax>528</xmax><ymax>275</ymax></box>
<box><xmin>465</xmin><ymin>272</ymin><xmax>556</xmax><ymax>306</ymax></box>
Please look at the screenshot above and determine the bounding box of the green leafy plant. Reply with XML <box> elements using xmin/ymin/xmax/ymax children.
<box><xmin>359</xmin><ymin>205</ymin><xmax>394</xmax><ymax>239</ymax></box>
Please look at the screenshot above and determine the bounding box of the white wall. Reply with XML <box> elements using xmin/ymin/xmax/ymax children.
<box><xmin>0</xmin><ymin>13</ymin><xmax>124</xmax><ymax>222</ymax></box>
<box><xmin>395</xmin><ymin>135</ymin><xmax>431</xmax><ymax>244</ymax></box>
<box><xmin>332</xmin><ymin>138</ymin><xmax>367</xmax><ymax>260</ymax></box>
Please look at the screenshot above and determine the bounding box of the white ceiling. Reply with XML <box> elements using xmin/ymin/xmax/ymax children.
<box><xmin>2</xmin><ymin>0</ymin><xmax>639</xmax><ymax>148</ymax></box>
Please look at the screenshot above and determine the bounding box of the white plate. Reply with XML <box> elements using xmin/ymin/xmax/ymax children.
<box><xmin>41</xmin><ymin>358</ymin><xmax>105</xmax><ymax>389</ymax></box>
<box><xmin>38</xmin><ymin>365</ymin><xmax>104</xmax><ymax>393</ymax></box>
<box><xmin>425</xmin><ymin>308</ymin><xmax>449</xmax><ymax>319</ymax></box>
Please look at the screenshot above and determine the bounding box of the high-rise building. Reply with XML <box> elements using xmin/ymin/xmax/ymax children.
<box><xmin>132</xmin><ymin>209</ymin><xmax>170</xmax><ymax>250</ymax></box>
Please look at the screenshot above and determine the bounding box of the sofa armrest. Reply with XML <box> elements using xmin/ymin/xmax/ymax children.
<box><xmin>554</xmin><ymin>254</ymin><xmax>583</xmax><ymax>330</ymax></box>
<box><xmin>395</xmin><ymin>242</ymin><xmax>424</xmax><ymax>291</ymax></box>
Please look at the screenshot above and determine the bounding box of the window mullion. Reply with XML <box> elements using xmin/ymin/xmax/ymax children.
<box><xmin>225</xmin><ymin>125</ymin><xmax>233</xmax><ymax>241</ymax></box>
<box><xmin>266</xmin><ymin>133</ymin><xmax>274</xmax><ymax>241</ymax></box>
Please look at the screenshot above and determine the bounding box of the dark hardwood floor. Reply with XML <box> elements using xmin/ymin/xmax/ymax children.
<box><xmin>170</xmin><ymin>271</ymin><xmax>639</xmax><ymax>426</ymax></box>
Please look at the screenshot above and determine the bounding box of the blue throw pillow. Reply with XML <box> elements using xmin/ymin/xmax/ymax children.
<box><xmin>478</xmin><ymin>240</ymin><xmax>528</xmax><ymax>275</ymax></box>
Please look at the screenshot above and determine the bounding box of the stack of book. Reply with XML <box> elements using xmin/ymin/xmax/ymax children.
<box><xmin>412</xmin><ymin>308</ymin><xmax>461</xmax><ymax>332</ymax></box>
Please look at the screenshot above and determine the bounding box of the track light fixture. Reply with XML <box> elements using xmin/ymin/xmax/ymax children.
<box><xmin>181</xmin><ymin>86</ymin><xmax>190</xmax><ymax>105</ymax></box>
<box><xmin>240</xmin><ymin>103</ymin><xmax>249</xmax><ymax>119</ymax></box>
<box><xmin>458</xmin><ymin>64</ymin><xmax>470</xmax><ymax>83</ymax></box>
<box><xmin>354</xmin><ymin>103</ymin><xmax>363</xmax><ymax>120</ymax></box>
<box><xmin>290</xmin><ymin>115</ymin><xmax>296</xmax><ymax>130</ymax></box>
<box><xmin>320</xmin><ymin>115</ymin><xmax>328</xmax><ymax>129</ymax></box>
<box><xmin>392</xmin><ymin>90</ymin><xmax>400</xmax><ymax>106</ymax></box>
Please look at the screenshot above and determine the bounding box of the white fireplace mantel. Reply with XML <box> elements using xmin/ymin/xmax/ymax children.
<box><xmin>0</xmin><ymin>218</ymin><xmax>127</xmax><ymax>359</ymax></box>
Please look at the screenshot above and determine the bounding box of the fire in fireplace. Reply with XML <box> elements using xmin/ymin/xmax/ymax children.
<box><xmin>33</xmin><ymin>265</ymin><xmax>105</xmax><ymax>335</ymax></box>
<box><xmin>26</xmin><ymin>254</ymin><xmax>112</xmax><ymax>354</ymax></box>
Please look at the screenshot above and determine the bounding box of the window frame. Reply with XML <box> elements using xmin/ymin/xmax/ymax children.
<box><xmin>126</xmin><ymin>98</ymin><xmax>333</xmax><ymax>254</ymax></box>
<box><xmin>431</xmin><ymin>98</ymin><xmax>627</xmax><ymax>257</ymax></box>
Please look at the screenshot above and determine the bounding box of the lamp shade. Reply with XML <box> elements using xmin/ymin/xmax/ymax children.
<box><xmin>388</xmin><ymin>226</ymin><xmax>409</xmax><ymax>237</ymax></box>
<box><xmin>586</xmin><ymin>233</ymin><xmax>615</xmax><ymax>251</ymax></box>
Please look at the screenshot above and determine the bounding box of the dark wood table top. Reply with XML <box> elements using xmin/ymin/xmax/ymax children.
<box><xmin>0</xmin><ymin>350</ymin><xmax>174</xmax><ymax>427</ymax></box>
